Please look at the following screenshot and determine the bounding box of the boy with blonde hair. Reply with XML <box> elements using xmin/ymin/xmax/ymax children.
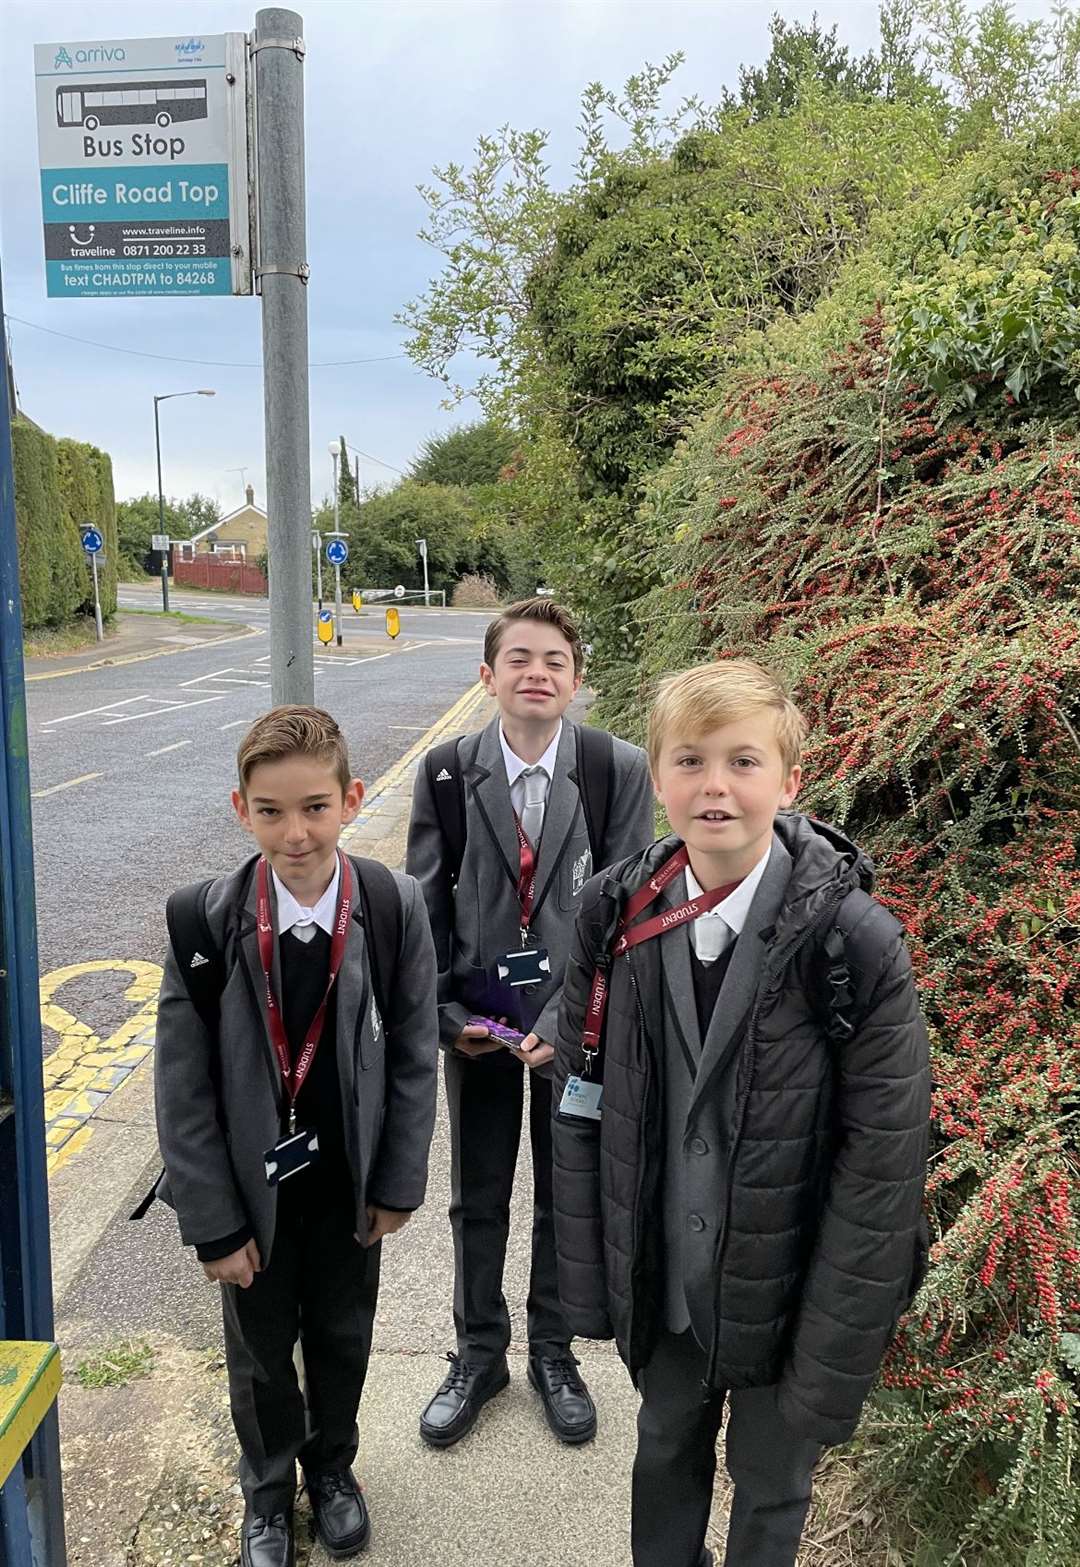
<box><xmin>552</xmin><ymin>660</ymin><xmax>930</xmax><ymax>1567</ymax></box>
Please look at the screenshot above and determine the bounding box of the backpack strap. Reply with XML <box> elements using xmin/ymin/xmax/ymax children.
<box><xmin>349</xmin><ymin>855</ymin><xmax>402</xmax><ymax>1029</ymax></box>
<box><xmin>165</xmin><ymin>878</ymin><xmax>226</xmax><ymax>1035</ymax></box>
<box><xmin>574</xmin><ymin>725</ymin><xmax>615</xmax><ymax>863</ymax></box>
<box><xmin>820</xmin><ymin>923</ymin><xmax>856</xmax><ymax>1043</ymax></box>
<box><xmin>424</xmin><ymin>735</ymin><xmax>467</xmax><ymax>887</ymax></box>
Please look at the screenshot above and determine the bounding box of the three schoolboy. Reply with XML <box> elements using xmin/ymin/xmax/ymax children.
<box><xmin>151</xmin><ymin>609</ymin><xmax>929</xmax><ymax>1567</ymax></box>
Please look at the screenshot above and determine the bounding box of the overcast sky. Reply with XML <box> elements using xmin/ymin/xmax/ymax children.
<box><xmin>0</xmin><ymin>0</ymin><xmax>1060</xmax><ymax>513</ymax></box>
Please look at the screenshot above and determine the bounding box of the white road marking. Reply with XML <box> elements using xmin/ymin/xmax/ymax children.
<box><xmin>219</xmin><ymin>719</ymin><xmax>248</xmax><ymax>731</ymax></box>
<box><xmin>180</xmin><ymin>668</ymin><xmax>270</xmax><ymax>689</ymax></box>
<box><xmin>32</xmin><ymin>772</ymin><xmax>102</xmax><ymax>799</ymax></box>
<box><xmin>146</xmin><ymin>740</ymin><xmax>192</xmax><ymax>757</ymax></box>
<box><xmin>102</xmin><ymin>694</ymin><xmax>227</xmax><ymax>724</ymax></box>
<box><xmin>41</xmin><ymin>694</ymin><xmax>147</xmax><ymax>727</ymax></box>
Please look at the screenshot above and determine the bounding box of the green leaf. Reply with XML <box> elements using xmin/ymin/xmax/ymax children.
<box><xmin>1060</xmin><ymin>1333</ymin><xmax>1080</xmax><ymax>1373</ymax></box>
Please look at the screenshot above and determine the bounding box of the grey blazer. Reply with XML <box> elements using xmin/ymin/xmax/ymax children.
<box><xmin>153</xmin><ymin>856</ymin><xmax>439</xmax><ymax>1266</ymax></box>
<box><xmin>658</xmin><ymin>838</ymin><xmax>795</xmax><ymax>1338</ymax></box>
<box><xmin>406</xmin><ymin>714</ymin><xmax>654</xmax><ymax>1051</ymax></box>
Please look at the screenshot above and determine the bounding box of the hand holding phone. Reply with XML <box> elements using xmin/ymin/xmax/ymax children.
<box><xmin>466</xmin><ymin>1016</ymin><xmax>526</xmax><ymax>1050</ymax></box>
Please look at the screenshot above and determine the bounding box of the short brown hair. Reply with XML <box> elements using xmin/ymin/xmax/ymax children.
<box><xmin>484</xmin><ymin>598</ymin><xmax>584</xmax><ymax>676</ymax></box>
<box><xmin>647</xmin><ymin>660</ymin><xmax>807</xmax><ymax>775</ymax></box>
<box><xmin>237</xmin><ymin>705</ymin><xmax>351</xmax><ymax>796</ymax></box>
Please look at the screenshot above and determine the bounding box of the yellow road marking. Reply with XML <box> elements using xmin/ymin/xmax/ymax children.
<box><xmin>146</xmin><ymin>740</ymin><xmax>191</xmax><ymax>757</ymax></box>
<box><xmin>340</xmin><ymin>680</ymin><xmax>488</xmax><ymax>849</ymax></box>
<box><xmin>39</xmin><ymin>960</ymin><xmax>161</xmax><ymax>1174</ymax></box>
<box><xmin>31</xmin><ymin>773</ymin><xmax>102</xmax><ymax>799</ymax></box>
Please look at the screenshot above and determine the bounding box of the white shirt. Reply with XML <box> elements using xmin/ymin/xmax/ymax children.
<box><xmin>684</xmin><ymin>843</ymin><xmax>772</xmax><ymax>965</ymax></box>
<box><xmin>272</xmin><ymin>860</ymin><xmax>341</xmax><ymax>945</ymax></box>
<box><xmin>500</xmin><ymin>721</ymin><xmax>563</xmax><ymax>820</ymax></box>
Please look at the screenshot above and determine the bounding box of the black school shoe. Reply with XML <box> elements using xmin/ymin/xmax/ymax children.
<box><xmin>240</xmin><ymin>1508</ymin><xmax>294</xmax><ymax>1567</ymax></box>
<box><xmin>419</xmin><ymin>1351</ymin><xmax>510</xmax><ymax>1447</ymax></box>
<box><xmin>305</xmin><ymin>1468</ymin><xmax>370</xmax><ymax>1558</ymax></box>
<box><xmin>527</xmin><ymin>1353</ymin><xmax>597</xmax><ymax>1444</ymax></box>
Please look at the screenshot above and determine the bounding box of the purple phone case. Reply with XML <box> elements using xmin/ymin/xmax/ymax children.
<box><xmin>466</xmin><ymin>1016</ymin><xmax>525</xmax><ymax>1048</ymax></box>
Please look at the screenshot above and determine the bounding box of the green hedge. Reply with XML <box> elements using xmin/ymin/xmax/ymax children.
<box><xmin>11</xmin><ymin>419</ymin><xmax>118</xmax><ymax>629</ymax></box>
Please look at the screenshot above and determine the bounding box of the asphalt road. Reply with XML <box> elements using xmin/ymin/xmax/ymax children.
<box><xmin>27</xmin><ymin>595</ymin><xmax>489</xmax><ymax>1051</ymax></box>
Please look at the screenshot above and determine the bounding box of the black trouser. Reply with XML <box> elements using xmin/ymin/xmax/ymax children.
<box><xmin>221</xmin><ymin>1181</ymin><xmax>381</xmax><ymax>1515</ymax></box>
<box><xmin>444</xmin><ymin>1046</ymin><xmax>568</xmax><ymax>1364</ymax></box>
<box><xmin>632</xmin><ymin>1329</ymin><xmax>821</xmax><ymax>1567</ymax></box>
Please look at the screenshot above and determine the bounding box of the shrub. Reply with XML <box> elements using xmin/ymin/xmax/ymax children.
<box><xmin>613</xmin><ymin>316</ymin><xmax>1080</xmax><ymax>1562</ymax></box>
<box><xmin>451</xmin><ymin>572</ymin><xmax>503</xmax><ymax>608</ymax></box>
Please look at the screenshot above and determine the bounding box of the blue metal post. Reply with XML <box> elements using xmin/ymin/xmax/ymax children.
<box><xmin>0</xmin><ymin>263</ymin><xmax>67</xmax><ymax>1563</ymax></box>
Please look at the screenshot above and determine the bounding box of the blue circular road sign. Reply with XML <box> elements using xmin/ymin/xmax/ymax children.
<box><xmin>81</xmin><ymin>528</ymin><xmax>104</xmax><ymax>554</ymax></box>
<box><xmin>325</xmin><ymin>538</ymin><xmax>348</xmax><ymax>567</ymax></box>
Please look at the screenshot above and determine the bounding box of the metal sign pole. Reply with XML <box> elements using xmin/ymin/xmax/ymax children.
<box><xmin>90</xmin><ymin>551</ymin><xmax>103</xmax><ymax>642</ymax></box>
<box><xmin>255</xmin><ymin>8</ymin><xmax>313</xmax><ymax>706</ymax></box>
<box><xmin>334</xmin><ymin>560</ymin><xmax>342</xmax><ymax>647</ymax></box>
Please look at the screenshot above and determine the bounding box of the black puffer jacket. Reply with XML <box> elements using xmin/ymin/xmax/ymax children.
<box><xmin>552</xmin><ymin>814</ymin><xmax>930</xmax><ymax>1447</ymax></box>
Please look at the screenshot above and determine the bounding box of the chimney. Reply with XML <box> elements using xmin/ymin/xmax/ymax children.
<box><xmin>245</xmin><ymin>483</ymin><xmax>255</xmax><ymax>507</ymax></box>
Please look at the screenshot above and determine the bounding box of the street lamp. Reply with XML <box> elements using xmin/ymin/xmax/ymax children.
<box><xmin>153</xmin><ymin>389</ymin><xmax>215</xmax><ymax>612</ymax></box>
<box><xmin>327</xmin><ymin>440</ymin><xmax>344</xmax><ymax>647</ymax></box>
<box><xmin>416</xmin><ymin>537</ymin><xmax>430</xmax><ymax>608</ymax></box>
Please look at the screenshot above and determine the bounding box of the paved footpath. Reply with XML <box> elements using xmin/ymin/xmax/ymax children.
<box><xmin>45</xmin><ymin>668</ymin><xmax>847</xmax><ymax>1567</ymax></box>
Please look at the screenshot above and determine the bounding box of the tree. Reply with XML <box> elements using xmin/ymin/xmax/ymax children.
<box><xmin>728</xmin><ymin>11</ymin><xmax>888</xmax><ymax>117</ymax></box>
<box><xmin>114</xmin><ymin>491</ymin><xmax>219</xmax><ymax>578</ymax></box>
<box><xmin>336</xmin><ymin>437</ymin><xmax>357</xmax><ymax>508</ymax></box>
<box><xmin>915</xmin><ymin>0</ymin><xmax>1080</xmax><ymax>141</ymax></box>
<box><xmin>410</xmin><ymin>421</ymin><xmax>518</xmax><ymax>486</ymax></box>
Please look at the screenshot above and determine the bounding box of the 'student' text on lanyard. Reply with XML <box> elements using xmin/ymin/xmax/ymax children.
<box><xmin>581</xmin><ymin>846</ymin><xmax>743</xmax><ymax>1073</ymax></box>
<box><xmin>256</xmin><ymin>850</ymin><xmax>351</xmax><ymax>1133</ymax></box>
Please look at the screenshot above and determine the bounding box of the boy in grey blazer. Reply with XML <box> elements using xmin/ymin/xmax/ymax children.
<box><xmin>152</xmin><ymin>707</ymin><xmax>438</xmax><ymax>1567</ymax></box>
<box><xmin>406</xmin><ymin>598</ymin><xmax>653</xmax><ymax>1450</ymax></box>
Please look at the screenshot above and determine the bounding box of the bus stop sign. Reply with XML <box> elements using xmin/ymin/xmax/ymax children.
<box><xmin>34</xmin><ymin>34</ymin><xmax>251</xmax><ymax>298</ymax></box>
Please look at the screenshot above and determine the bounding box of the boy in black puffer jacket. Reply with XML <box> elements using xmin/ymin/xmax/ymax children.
<box><xmin>552</xmin><ymin>660</ymin><xmax>930</xmax><ymax>1567</ymax></box>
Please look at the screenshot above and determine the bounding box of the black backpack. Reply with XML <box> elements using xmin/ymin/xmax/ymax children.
<box><xmin>163</xmin><ymin>852</ymin><xmax>402</xmax><ymax>1039</ymax></box>
<box><xmin>423</xmin><ymin>724</ymin><xmax>616</xmax><ymax>886</ymax></box>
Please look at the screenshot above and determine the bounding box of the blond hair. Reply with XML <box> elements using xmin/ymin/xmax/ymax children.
<box><xmin>647</xmin><ymin>660</ymin><xmax>806</xmax><ymax>775</ymax></box>
<box><xmin>237</xmin><ymin>705</ymin><xmax>351</xmax><ymax>796</ymax></box>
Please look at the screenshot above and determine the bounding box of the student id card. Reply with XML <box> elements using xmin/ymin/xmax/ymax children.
<box><xmin>558</xmin><ymin>1075</ymin><xmax>602</xmax><ymax>1121</ymax></box>
<box><xmin>264</xmin><ymin>1128</ymin><xmax>320</xmax><ymax>1186</ymax></box>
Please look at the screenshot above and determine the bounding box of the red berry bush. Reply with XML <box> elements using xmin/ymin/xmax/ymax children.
<box><xmin>619</xmin><ymin>312</ymin><xmax>1080</xmax><ymax>1560</ymax></box>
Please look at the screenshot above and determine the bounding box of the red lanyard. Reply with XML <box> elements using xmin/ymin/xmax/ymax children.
<box><xmin>581</xmin><ymin>846</ymin><xmax>744</xmax><ymax>1066</ymax></box>
<box><xmin>256</xmin><ymin>850</ymin><xmax>351</xmax><ymax>1131</ymax></box>
<box><xmin>514</xmin><ymin>813</ymin><xmax>537</xmax><ymax>937</ymax></box>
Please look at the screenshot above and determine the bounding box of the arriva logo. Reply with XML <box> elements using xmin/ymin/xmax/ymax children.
<box><xmin>53</xmin><ymin>44</ymin><xmax>128</xmax><ymax>70</ymax></box>
<box><xmin>175</xmin><ymin>38</ymin><xmax>205</xmax><ymax>56</ymax></box>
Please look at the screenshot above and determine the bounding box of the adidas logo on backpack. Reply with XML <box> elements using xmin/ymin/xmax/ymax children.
<box><xmin>435</xmin><ymin>768</ymin><xmax>453</xmax><ymax>782</ymax></box>
<box><xmin>190</xmin><ymin>951</ymin><xmax>210</xmax><ymax>969</ymax></box>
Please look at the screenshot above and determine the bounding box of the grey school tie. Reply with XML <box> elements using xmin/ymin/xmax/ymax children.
<box><xmin>519</xmin><ymin>765</ymin><xmax>548</xmax><ymax>848</ymax></box>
